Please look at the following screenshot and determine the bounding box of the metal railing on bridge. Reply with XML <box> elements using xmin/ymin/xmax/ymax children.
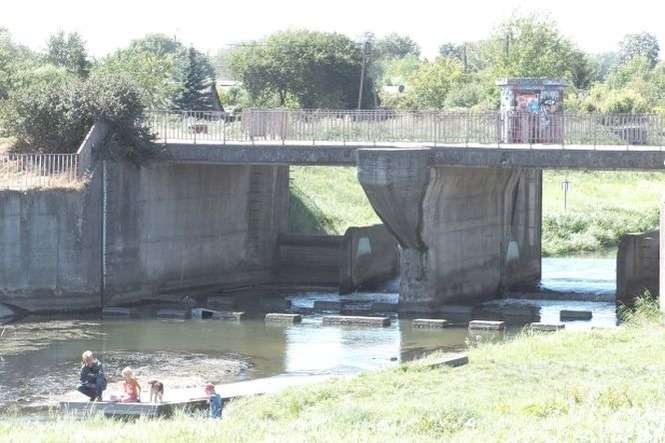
<box><xmin>149</xmin><ymin>109</ymin><xmax>665</xmax><ymax>149</ymax></box>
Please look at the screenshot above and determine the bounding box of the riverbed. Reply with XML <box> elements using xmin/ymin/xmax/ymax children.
<box><xmin>0</xmin><ymin>256</ymin><xmax>618</xmax><ymax>412</ymax></box>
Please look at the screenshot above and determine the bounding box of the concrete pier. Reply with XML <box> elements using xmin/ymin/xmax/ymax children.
<box><xmin>357</xmin><ymin>148</ymin><xmax>541</xmax><ymax>312</ymax></box>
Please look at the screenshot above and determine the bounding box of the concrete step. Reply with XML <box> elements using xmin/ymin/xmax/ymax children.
<box><xmin>425</xmin><ymin>354</ymin><xmax>469</xmax><ymax>369</ymax></box>
<box><xmin>468</xmin><ymin>320</ymin><xmax>505</xmax><ymax>331</ymax></box>
<box><xmin>412</xmin><ymin>319</ymin><xmax>449</xmax><ymax>329</ymax></box>
<box><xmin>530</xmin><ymin>322</ymin><xmax>565</xmax><ymax>332</ymax></box>
<box><xmin>265</xmin><ymin>313</ymin><xmax>302</xmax><ymax>324</ymax></box>
<box><xmin>322</xmin><ymin>315</ymin><xmax>391</xmax><ymax>327</ymax></box>
<box><xmin>560</xmin><ymin>310</ymin><xmax>593</xmax><ymax>321</ymax></box>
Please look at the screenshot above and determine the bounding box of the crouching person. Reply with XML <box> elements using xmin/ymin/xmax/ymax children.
<box><xmin>77</xmin><ymin>350</ymin><xmax>107</xmax><ymax>401</ymax></box>
<box><xmin>205</xmin><ymin>383</ymin><xmax>223</xmax><ymax>418</ymax></box>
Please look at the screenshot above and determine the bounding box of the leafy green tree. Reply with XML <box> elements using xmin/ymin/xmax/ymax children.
<box><xmin>408</xmin><ymin>57</ymin><xmax>465</xmax><ymax>109</ymax></box>
<box><xmin>228</xmin><ymin>30</ymin><xmax>375</xmax><ymax>108</ymax></box>
<box><xmin>129</xmin><ymin>33</ymin><xmax>182</xmax><ymax>56</ymax></box>
<box><xmin>619</xmin><ymin>32</ymin><xmax>660</xmax><ymax>68</ymax></box>
<box><xmin>95</xmin><ymin>49</ymin><xmax>176</xmax><ymax>109</ymax></box>
<box><xmin>46</xmin><ymin>31</ymin><xmax>91</xmax><ymax>77</ymax></box>
<box><xmin>0</xmin><ymin>28</ymin><xmax>38</xmax><ymax>99</ymax></box>
<box><xmin>486</xmin><ymin>14</ymin><xmax>585</xmax><ymax>81</ymax></box>
<box><xmin>375</xmin><ymin>33</ymin><xmax>420</xmax><ymax>59</ymax></box>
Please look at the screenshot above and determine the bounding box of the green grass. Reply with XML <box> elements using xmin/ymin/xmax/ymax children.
<box><xmin>289</xmin><ymin>167</ymin><xmax>664</xmax><ymax>255</ymax></box>
<box><xmin>4</xmin><ymin>301</ymin><xmax>665</xmax><ymax>442</ymax></box>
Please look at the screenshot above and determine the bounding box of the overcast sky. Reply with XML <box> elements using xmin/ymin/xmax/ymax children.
<box><xmin>3</xmin><ymin>0</ymin><xmax>665</xmax><ymax>59</ymax></box>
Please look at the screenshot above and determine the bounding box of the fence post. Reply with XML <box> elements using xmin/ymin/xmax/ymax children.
<box><xmin>465</xmin><ymin>111</ymin><xmax>470</xmax><ymax>147</ymax></box>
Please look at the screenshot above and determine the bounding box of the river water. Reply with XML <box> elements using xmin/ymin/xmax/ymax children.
<box><xmin>0</xmin><ymin>256</ymin><xmax>618</xmax><ymax>411</ymax></box>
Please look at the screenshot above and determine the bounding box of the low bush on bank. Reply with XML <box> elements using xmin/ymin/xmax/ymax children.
<box><xmin>3</xmin><ymin>309</ymin><xmax>665</xmax><ymax>442</ymax></box>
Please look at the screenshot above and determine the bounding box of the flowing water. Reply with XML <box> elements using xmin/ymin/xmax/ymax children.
<box><xmin>0</xmin><ymin>256</ymin><xmax>618</xmax><ymax>412</ymax></box>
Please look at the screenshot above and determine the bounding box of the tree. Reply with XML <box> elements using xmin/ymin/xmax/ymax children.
<box><xmin>46</xmin><ymin>31</ymin><xmax>91</xmax><ymax>77</ymax></box>
<box><xmin>409</xmin><ymin>57</ymin><xmax>465</xmax><ymax>109</ymax></box>
<box><xmin>619</xmin><ymin>32</ymin><xmax>660</xmax><ymax>68</ymax></box>
<box><xmin>228</xmin><ymin>30</ymin><xmax>375</xmax><ymax>108</ymax></box>
<box><xmin>486</xmin><ymin>14</ymin><xmax>584</xmax><ymax>80</ymax></box>
<box><xmin>172</xmin><ymin>46</ymin><xmax>217</xmax><ymax>110</ymax></box>
<box><xmin>95</xmin><ymin>48</ymin><xmax>177</xmax><ymax>109</ymax></box>
<box><xmin>375</xmin><ymin>33</ymin><xmax>420</xmax><ymax>59</ymax></box>
<box><xmin>129</xmin><ymin>33</ymin><xmax>182</xmax><ymax>56</ymax></box>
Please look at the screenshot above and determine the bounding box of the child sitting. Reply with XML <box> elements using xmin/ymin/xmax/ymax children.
<box><xmin>205</xmin><ymin>383</ymin><xmax>223</xmax><ymax>418</ymax></box>
<box><xmin>110</xmin><ymin>367</ymin><xmax>141</xmax><ymax>402</ymax></box>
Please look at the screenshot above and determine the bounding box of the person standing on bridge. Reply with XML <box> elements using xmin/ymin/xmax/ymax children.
<box><xmin>77</xmin><ymin>350</ymin><xmax>107</xmax><ymax>402</ymax></box>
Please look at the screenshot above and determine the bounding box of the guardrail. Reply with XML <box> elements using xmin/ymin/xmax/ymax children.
<box><xmin>0</xmin><ymin>153</ymin><xmax>80</xmax><ymax>190</ymax></box>
<box><xmin>149</xmin><ymin>110</ymin><xmax>665</xmax><ymax>149</ymax></box>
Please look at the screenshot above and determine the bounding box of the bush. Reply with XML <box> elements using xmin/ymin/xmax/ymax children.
<box><xmin>0</xmin><ymin>70</ymin><xmax>157</xmax><ymax>162</ymax></box>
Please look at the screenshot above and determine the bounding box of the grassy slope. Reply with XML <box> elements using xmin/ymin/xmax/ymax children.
<box><xmin>290</xmin><ymin>167</ymin><xmax>664</xmax><ymax>255</ymax></box>
<box><xmin>4</xmin><ymin>310</ymin><xmax>665</xmax><ymax>442</ymax></box>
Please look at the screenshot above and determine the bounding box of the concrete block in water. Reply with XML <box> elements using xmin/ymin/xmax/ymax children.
<box><xmin>102</xmin><ymin>307</ymin><xmax>137</xmax><ymax>318</ymax></box>
<box><xmin>560</xmin><ymin>310</ymin><xmax>593</xmax><ymax>321</ymax></box>
<box><xmin>313</xmin><ymin>300</ymin><xmax>344</xmax><ymax>311</ymax></box>
<box><xmin>192</xmin><ymin>308</ymin><xmax>246</xmax><ymax>320</ymax></box>
<box><xmin>156</xmin><ymin>309</ymin><xmax>189</xmax><ymax>319</ymax></box>
<box><xmin>322</xmin><ymin>315</ymin><xmax>391</xmax><ymax>327</ymax></box>
<box><xmin>468</xmin><ymin>320</ymin><xmax>505</xmax><ymax>331</ymax></box>
<box><xmin>265</xmin><ymin>313</ymin><xmax>302</xmax><ymax>324</ymax></box>
<box><xmin>413</xmin><ymin>319</ymin><xmax>449</xmax><ymax>329</ymax></box>
<box><xmin>438</xmin><ymin>305</ymin><xmax>474</xmax><ymax>321</ymax></box>
<box><xmin>371</xmin><ymin>302</ymin><xmax>398</xmax><ymax>312</ymax></box>
<box><xmin>426</xmin><ymin>354</ymin><xmax>469</xmax><ymax>369</ymax></box>
<box><xmin>530</xmin><ymin>322</ymin><xmax>565</xmax><ymax>332</ymax></box>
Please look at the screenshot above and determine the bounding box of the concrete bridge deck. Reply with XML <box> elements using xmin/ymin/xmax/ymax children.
<box><xmin>165</xmin><ymin>140</ymin><xmax>665</xmax><ymax>170</ymax></box>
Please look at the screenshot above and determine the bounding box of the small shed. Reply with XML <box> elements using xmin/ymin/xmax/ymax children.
<box><xmin>496</xmin><ymin>78</ymin><xmax>568</xmax><ymax>144</ymax></box>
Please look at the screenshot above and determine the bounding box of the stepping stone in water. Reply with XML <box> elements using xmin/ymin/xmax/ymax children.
<box><xmin>468</xmin><ymin>320</ymin><xmax>505</xmax><ymax>331</ymax></box>
<box><xmin>412</xmin><ymin>319</ymin><xmax>449</xmax><ymax>329</ymax></box>
<box><xmin>529</xmin><ymin>322</ymin><xmax>565</xmax><ymax>332</ymax></box>
<box><xmin>322</xmin><ymin>315</ymin><xmax>391</xmax><ymax>327</ymax></box>
<box><xmin>265</xmin><ymin>313</ymin><xmax>302</xmax><ymax>324</ymax></box>
<box><xmin>560</xmin><ymin>310</ymin><xmax>593</xmax><ymax>321</ymax></box>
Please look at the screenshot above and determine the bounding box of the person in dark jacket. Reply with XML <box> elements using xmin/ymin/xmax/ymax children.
<box><xmin>77</xmin><ymin>350</ymin><xmax>107</xmax><ymax>401</ymax></box>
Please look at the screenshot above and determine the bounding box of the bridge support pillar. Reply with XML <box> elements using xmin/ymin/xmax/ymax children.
<box><xmin>357</xmin><ymin>148</ymin><xmax>541</xmax><ymax>312</ymax></box>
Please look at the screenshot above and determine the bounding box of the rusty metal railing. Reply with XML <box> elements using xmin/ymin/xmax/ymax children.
<box><xmin>149</xmin><ymin>109</ymin><xmax>665</xmax><ymax>149</ymax></box>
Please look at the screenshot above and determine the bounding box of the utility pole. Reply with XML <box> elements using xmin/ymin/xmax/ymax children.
<box><xmin>561</xmin><ymin>178</ymin><xmax>572</xmax><ymax>210</ymax></box>
<box><xmin>357</xmin><ymin>40</ymin><xmax>368</xmax><ymax>110</ymax></box>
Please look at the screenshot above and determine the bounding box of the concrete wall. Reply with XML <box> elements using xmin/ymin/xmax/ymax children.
<box><xmin>0</xmin><ymin>178</ymin><xmax>102</xmax><ymax>312</ymax></box>
<box><xmin>617</xmin><ymin>230</ymin><xmax>659</xmax><ymax>305</ymax></box>
<box><xmin>277</xmin><ymin>225</ymin><xmax>399</xmax><ymax>291</ymax></box>
<box><xmin>104</xmin><ymin>162</ymin><xmax>289</xmax><ymax>304</ymax></box>
<box><xmin>357</xmin><ymin>148</ymin><xmax>541</xmax><ymax>312</ymax></box>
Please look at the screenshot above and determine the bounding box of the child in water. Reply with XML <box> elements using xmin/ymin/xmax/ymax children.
<box><xmin>205</xmin><ymin>383</ymin><xmax>223</xmax><ymax>418</ymax></box>
<box><xmin>110</xmin><ymin>367</ymin><xmax>141</xmax><ymax>402</ymax></box>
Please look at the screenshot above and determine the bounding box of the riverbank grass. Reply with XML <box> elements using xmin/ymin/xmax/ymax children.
<box><xmin>3</xmin><ymin>304</ymin><xmax>665</xmax><ymax>441</ymax></box>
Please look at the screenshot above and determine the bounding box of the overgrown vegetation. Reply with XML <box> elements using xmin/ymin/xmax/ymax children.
<box><xmin>3</xmin><ymin>303</ymin><xmax>665</xmax><ymax>441</ymax></box>
<box><xmin>290</xmin><ymin>167</ymin><xmax>663</xmax><ymax>256</ymax></box>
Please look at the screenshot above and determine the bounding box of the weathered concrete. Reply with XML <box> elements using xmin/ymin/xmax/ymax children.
<box><xmin>560</xmin><ymin>310</ymin><xmax>593</xmax><ymax>321</ymax></box>
<box><xmin>530</xmin><ymin>322</ymin><xmax>565</xmax><ymax>332</ymax></box>
<box><xmin>468</xmin><ymin>320</ymin><xmax>505</xmax><ymax>331</ymax></box>
<box><xmin>277</xmin><ymin>224</ymin><xmax>398</xmax><ymax>292</ymax></box>
<box><xmin>412</xmin><ymin>319</ymin><xmax>449</xmax><ymax>328</ymax></box>
<box><xmin>167</xmin><ymin>142</ymin><xmax>665</xmax><ymax>171</ymax></box>
<box><xmin>0</xmin><ymin>182</ymin><xmax>102</xmax><ymax>312</ymax></box>
<box><xmin>358</xmin><ymin>148</ymin><xmax>541</xmax><ymax>312</ymax></box>
<box><xmin>424</xmin><ymin>354</ymin><xmax>469</xmax><ymax>369</ymax></box>
<box><xmin>322</xmin><ymin>315</ymin><xmax>391</xmax><ymax>327</ymax></box>
<box><xmin>104</xmin><ymin>162</ymin><xmax>289</xmax><ymax>306</ymax></box>
<box><xmin>156</xmin><ymin>308</ymin><xmax>188</xmax><ymax>319</ymax></box>
<box><xmin>265</xmin><ymin>313</ymin><xmax>302</xmax><ymax>324</ymax></box>
<box><xmin>617</xmin><ymin>230</ymin><xmax>659</xmax><ymax>305</ymax></box>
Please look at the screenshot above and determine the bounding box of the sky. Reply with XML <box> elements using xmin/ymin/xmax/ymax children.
<box><xmin>3</xmin><ymin>0</ymin><xmax>665</xmax><ymax>59</ymax></box>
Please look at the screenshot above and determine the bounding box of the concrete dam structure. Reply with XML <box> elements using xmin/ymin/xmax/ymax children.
<box><xmin>4</xmin><ymin>94</ymin><xmax>665</xmax><ymax>314</ymax></box>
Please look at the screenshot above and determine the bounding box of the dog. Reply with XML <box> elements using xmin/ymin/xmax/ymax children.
<box><xmin>148</xmin><ymin>380</ymin><xmax>164</xmax><ymax>403</ymax></box>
